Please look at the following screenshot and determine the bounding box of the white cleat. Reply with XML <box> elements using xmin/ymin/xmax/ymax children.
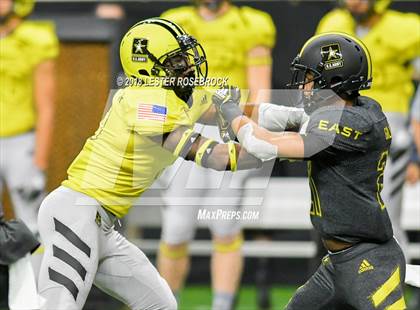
<box><xmin>405</xmin><ymin>264</ymin><xmax>420</xmax><ymax>287</ymax></box>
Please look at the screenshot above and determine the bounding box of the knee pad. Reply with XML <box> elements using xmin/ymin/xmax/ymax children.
<box><xmin>213</xmin><ymin>233</ymin><xmax>243</xmax><ymax>253</ymax></box>
<box><xmin>159</xmin><ymin>242</ymin><xmax>189</xmax><ymax>260</ymax></box>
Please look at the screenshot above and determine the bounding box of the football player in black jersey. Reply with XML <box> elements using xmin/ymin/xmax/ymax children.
<box><xmin>213</xmin><ymin>32</ymin><xmax>406</xmax><ymax>309</ymax></box>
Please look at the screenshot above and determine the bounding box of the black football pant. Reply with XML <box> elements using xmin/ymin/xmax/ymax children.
<box><xmin>286</xmin><ymin>238</ymin><xmax>406</xmax><ymax>310</ymax></box>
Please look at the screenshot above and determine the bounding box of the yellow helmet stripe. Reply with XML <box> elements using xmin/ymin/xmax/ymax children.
<box><xmin>146</xmin><ymin>17</ymin><xmax>185</xmax><ymax>36</ymax></box>
<box><xmin>159</xmin><ymin>18</ymin><xmax>187</xmax><ymax>36</ymax></box>
<box><xmin>299</xmin><ymin>32</ymin><xmax>372</xmax><ymax>79</ymax></box>
<box><xmin>129</xmin><ymin>18</ymin><xmax>184</xmax><ymax>41</ymax></box>
<box><xmin>298</xmin><ymin>33</ymin><xmax>327</xmax><ymax>57</ymax></box>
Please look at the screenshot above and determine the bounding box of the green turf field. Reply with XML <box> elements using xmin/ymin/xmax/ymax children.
<box><xmin>179</xmin><ymin>285</ymin><xmax>297</xmax><ymax>310</ymax></box>
<box><xmin>176</xmin><ymin>285</ymin><xmax>418</xmax><ymax>310</ymax></box>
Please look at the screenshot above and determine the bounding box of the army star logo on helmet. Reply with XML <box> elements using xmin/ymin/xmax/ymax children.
<box><xmin>132</xmin><ymin>38</ymin><xmax>148</xmax><ymax>62</ymax></box>
<box><xmin>321</xmin><ymin>43</ymin><xmax>343</xmax><ymax>70</ymax></box>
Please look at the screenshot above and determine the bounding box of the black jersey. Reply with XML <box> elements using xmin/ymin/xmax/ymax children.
<box><xmin>301</xmin><ymin>96</ymin><xmax>393</xmax><ymax>243</ymax></box>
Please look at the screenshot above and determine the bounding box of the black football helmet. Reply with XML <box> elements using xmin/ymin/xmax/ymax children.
<box><xmin>288</xmin><ymin>32</ymin><xmax>372</xmax><ymax>114</ymax></box>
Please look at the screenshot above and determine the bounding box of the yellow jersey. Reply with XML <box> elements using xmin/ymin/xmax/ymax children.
<box><xmin>316</xmin><ymin>9</ymin><xmax>420</xmax><ymax>114</ymax></box>
<box><xmin>62</xmin><ymin>87</ymin><xmax>212</xmax><ymax>218</ymax></box>
<box><xmin>0</xmin><ymin>20</ymin><xmax>59</xmax><ymax>136</ymax></box>
<box><xmin>161</xmin><ymin>5</ymin><xmax>276</xmax><ymax>89</ymax></box>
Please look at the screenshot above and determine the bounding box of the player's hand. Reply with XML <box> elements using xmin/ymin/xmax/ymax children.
<box><xmin>212</xmin><ymin>86</ymin><xmax>243</xmax><ymax>125</ymax></box>
<box><xmin>212</xmin><ymin>86</ymin><xmax>241</xmax><ymax>107</ymax></box>
<box><xmin>212</xmin><ymin>86</ymin><xmax>242</xmax><ymax>142</ymax></box>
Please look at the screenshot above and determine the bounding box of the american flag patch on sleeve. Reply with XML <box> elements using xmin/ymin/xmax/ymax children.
<box><xmin>137</xmin><ymin>104</ymin><xmax>167</xmax><ymax>122</ymax></box>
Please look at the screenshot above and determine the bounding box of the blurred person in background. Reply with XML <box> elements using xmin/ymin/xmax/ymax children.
<box><xmin>409</xmin><ymin>89</ymin><xmax>420</xmax><ymax>177</ymax></box>
<box><xmin>315</xmin><ymin>0</ymin><xmax>420</xmax><ymax>270</ymax></box>
<box><xmin>405</xmin><ymin>86</ymin><xmax>420</xmax><ymax>310</ymax></box>
<box><xmin>0</xmin><ymin>0</ymin><xmax>58</xmax><ymax>236</ymax></box>
<box><xmin>406</xmin><ymin>71</ymin><xmax>420</xmax><ymax>186</ymax></box>
<box><xmin>0</xmin><ymin>0</ymin><xmax>58</xmax><ymax>294</ymax></box>
<box><xmin>157</xmin><ymin>1</ymin><xmax>275</xmax><ymax>309</ymax></box>
<box><xmin>94</xmin><ymin>3</ymin><xmax>127</xmax><ymax>90</ymax></box>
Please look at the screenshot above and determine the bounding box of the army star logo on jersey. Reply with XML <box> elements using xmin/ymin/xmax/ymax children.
<box><xmin>132</xmin><ymin>38</ymin><xmax>148</xmax><ymax>62</ymax></box>
<box><xmin>321</xmin><ymin>43</ymin><xmax>343</xmax><ymax>70</ymax></box>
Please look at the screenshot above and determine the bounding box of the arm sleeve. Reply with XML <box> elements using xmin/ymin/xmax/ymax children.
<box><xmin>258</xmin><ymin>103</ymin><xmax>309</xmax><ymax>132</ymax></box>
<box><xmin>237</xmin><ymin>123</ymin><xmax>278</xmax><ymax>162</ymax></box>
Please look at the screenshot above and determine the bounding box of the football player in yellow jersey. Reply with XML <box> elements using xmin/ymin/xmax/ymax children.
<box><xmin>316</xmin><ymin>0</ymin><xmax>420</xmax><ymax>273</ymax></box>
<box><xmin>37</xmin><ymin>18</ymin><xmax>261</xmax><ymax>310</ymax></box>
<box><xmin>158</xmin><ymin>1</ymin><xmax>275</xmax><ymax>309</ymax></box>
<box><xmin>0</xmin><ymin>0</ymin><xmax>58</xmax><ymax>235</ymax></box>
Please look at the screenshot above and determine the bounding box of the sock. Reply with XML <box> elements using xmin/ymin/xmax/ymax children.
<box><xmin>212</xmin><ymin>291</ymin><xmax>235</xmax><ymax>310</ymax></box>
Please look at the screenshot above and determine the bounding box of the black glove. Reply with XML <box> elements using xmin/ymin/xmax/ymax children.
<box><xmin>0</xmin><ymin>218</ymin><xmax>40</xmax><ymax>265</ymax></box>
<box><xmin>212</xmin><ymin>86</ymin><xmax>243</xmax><ymax>142</ymax></box>
<box><xmin>212</xmin><ymin>86</ymin><xmax>241</xmax><ymax>106</ymax></box>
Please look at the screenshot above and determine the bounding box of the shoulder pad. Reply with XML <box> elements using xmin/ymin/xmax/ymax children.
<box><xmin>316</xmin><ymin>9</ymin><xmax>355</xmax><ymax>34</ymax></box>
<box><xmin>17</xmin><ymin>21</ymin><xmax>59</xmax><ymax>61</ymax></box>
<box><xmin>380</xmin><ymin>11</ymin><xmax>420</xmax><ymax>50</ymax></box>
<box><xmin>18</xmin><ymin>21</ymin><xmax>58</xmax><ymax>48</ymax></box>
<box><xmin>161</xmin><ymin>6</ymin><xmax>196</xmax><ymax>24</ymax></box>
<box><xmin>356</xmin><ymin>96</ymin><xmax>386</xmax><ymax>123</ymax></box>
<box><xmin>239</xmin><ymin>6</ymin><xmax>276</xmax><ymax>48</ymax></box>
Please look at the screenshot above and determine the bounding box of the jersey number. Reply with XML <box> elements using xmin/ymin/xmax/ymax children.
<box><xmin>308</xmin><ymin>162</ymin><xmax>322</xmax><ymax>217</ymax></box>
<box><xmin>376</xmin><ymin>150</ymin><xmax>388</xmax><ymax>210</ymax></box>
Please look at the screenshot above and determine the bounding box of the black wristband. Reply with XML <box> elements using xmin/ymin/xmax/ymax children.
<box><xmin>200</xmin><ymin>141</ymin><xmax>219</xmax><ymax>168</ymax></box>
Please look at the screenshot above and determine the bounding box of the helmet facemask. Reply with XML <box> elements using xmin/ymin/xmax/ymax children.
<box><xmin>161</xmin><ymin>52</ymin><xmax>196</xmax><ymax>102</ymax></box>
<box><xmin>287</xmin><ymin>57</ymin><xmax>336</xmax><ymax>114</ymax></box>
<box><xmin>288</xmin><ymin>56</ymin><xmax>324</xmax><ymax>89</ymax></box>
<box><xmin>153</xmin><ymin>34</ymin><xmax>208</xmax><ymax>103</ymax></box>
<box><xmin>158</xmin><ymin>35</ymin><xmax>207</xmax><ymax>79</ymax></box>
